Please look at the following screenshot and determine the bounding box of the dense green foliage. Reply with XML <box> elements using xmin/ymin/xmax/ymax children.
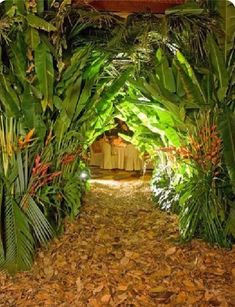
<box><xmin>0</xmin><ymin>0</ymin><xmax>234</xmax><ymax>273</ymax></box>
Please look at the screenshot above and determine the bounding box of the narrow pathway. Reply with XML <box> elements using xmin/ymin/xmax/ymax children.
<box><xmin>0</xmin><ymin>179</ymin><xmax>235</xmax><ymax>306</ymax></box>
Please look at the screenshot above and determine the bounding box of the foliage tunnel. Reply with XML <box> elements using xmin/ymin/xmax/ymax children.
<box><xmin>0</xmin><ymin>0</ymin><xmax>234</xmax><ymax>273</ymax></box>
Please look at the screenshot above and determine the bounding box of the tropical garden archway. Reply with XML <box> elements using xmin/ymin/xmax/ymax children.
<box><xmin>0</xmin><ymin>0</ymin><xmax>234</xmax><ymax>278</ymax></box>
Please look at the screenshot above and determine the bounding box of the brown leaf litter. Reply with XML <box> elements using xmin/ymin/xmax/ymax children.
<box><xmin>0</xmin><ymin>179</ymin><xmax>235</xmax><ymax>306</ymax></box>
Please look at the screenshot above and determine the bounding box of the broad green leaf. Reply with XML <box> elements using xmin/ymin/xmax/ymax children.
<box><xmin>21</xmin><ymin>87</ymin><xmax>46</xmax><ymax>139</ymax></box>
<box><xmin>5</xmin><ymin>0</ymin><xmax>25</xmax><ymax>14</ymax></box>
<box><xmin>217</xmin><ymin>1</ymin><xmax>235</xmax><ymax>60</ymax></box>
<box><xmin>35</xmin><ymin>42</ymin><xmax>54</xmax><ymax>110</ymax></box>
<box><xmin>54</xmin><ymin>76</ymin><xmax>82</xmax><ymax>143</ymax></box>
<box><xmin>142</xmin><ymin>82</ymin><xmax>183</xmax><ymax>120</ymax></box>
<box><xmin>164</xmin><ymin>127</ymin><xmax>181</xmax><ymax>147</ymax></box>
<box><xmin>173</xmin><ymin>60</ymin><xmax>203</xmax><ymax>107</ymax></box>
<box><xmin>175</xmin><ymin>51</ymin><xmax>207</xmax><ymax>104</ymax></box>
<box><xmin>207</xmin><ymin>35</ymin><xmax>229</xmax><ymax>101</ymax></box>
<box><xmin>0</xmin><ymin>77</ymin><xmax>20</xmax><ymax>116</ymax></box>
<box><xmin>219</xmin><ymin>109</ymin><xmax>235</xmax><ymax>192</ymax></box>
<box><xmin>83</xmin><ymin>55</ymin><xmax>107</xmax><ymax>80</ymax></box>
<box><xmin>226</xmin><ymin>208</ymin><xmax>235</xmax><ymax>237</ymax></box>
<box><xmin>56</xmin><ymin>47</ymin><xmax>91</xmax><ymax>95</ymax></box>
<box><xmin>155</xmin><ymin>48</ymin><xmax>176</xmax><ymax>93</ymax></box>
<box><xmin>37</xmin><ymin>0</ymin><xmax>44</xmax><ymax>14</ymax></box>
<box><xmin>156</xmin><ymin>108</ymin><xmax>174</xmax><ymax>126</ymax></box>
<box><xmin>75</xmin><ymin>77</ymin><xmax>94</xmax><ymax>119</ymax></box>
<box><xmin>9</xmin><ymin>35</ymin><xmax>27</xmax><ymax>85</ymax></box>
<box><xmin>26</xmin><ymin>14</ymin><xmax>56</xmax><ymax>32</ymax></box>
<box><xmin>103</xmin><ymin>67</ymin><xmax>133</xmax><ymax>101</ymax></box>
<box><xmin>54</xmin><ymin>110</ymin><xmax>71</xmax><ymax>146</ymax></box>
<box><xmin>25</xmin><ymin>28</ymin><xmax>40</xmax><ymax>50</ymax></box>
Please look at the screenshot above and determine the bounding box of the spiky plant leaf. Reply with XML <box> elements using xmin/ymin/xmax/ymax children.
<box><xmin>23</xmin><ymin>196</ymin><xmax>54</xmax><ymax>245</ymax></box>
<box><xmin>4</xmin><ymin>197</ymin><xmax>34</xmax><ymax>273</ymax></box>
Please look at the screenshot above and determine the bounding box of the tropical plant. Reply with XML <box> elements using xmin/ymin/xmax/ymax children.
<box><xmin>151</xmin><ymin>166</ymin><xmax>180</xmax><ymax>214</ymax></box>
<box><xmin>0</xmin><ymin>0</ymin><xmax>234</xmax><ymax>274</ymax></box>
<box><xmin>0</xmin><ymin>117</ymin><xmax>54</xmax><ymax>273</ymax></box>
<box><xmin>125</xmin><ymin>34</ymin><xmax>235</xmax><ymax>245</ymax></box>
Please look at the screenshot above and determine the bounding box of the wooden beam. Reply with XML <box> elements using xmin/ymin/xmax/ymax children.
<box><xmin>72</xmin><ymin>0</ymin><xmax>185</xmax><ymax>14</ymax></box>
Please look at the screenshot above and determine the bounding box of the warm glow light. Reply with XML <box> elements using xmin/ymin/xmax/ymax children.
<box><xmin>80</xmin><ymin>171</ymin><xmax>89</xmax><ymax>180</ymax></box>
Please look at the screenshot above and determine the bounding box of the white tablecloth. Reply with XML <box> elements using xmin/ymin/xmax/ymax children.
<box><xmin>90</xmin><ymin>141</ymin><xmax>151</xmax><ymax>171</ymax></box>
<box><xmin>112</xmin><ymin>146</ymin><xmax>125</xmax><ymax>169</ymax></box>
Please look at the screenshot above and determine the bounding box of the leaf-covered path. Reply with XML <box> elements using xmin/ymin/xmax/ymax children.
<box><xmin>1</xmin><ymin>178</ymin><xmax>235</xmax><ymax>306</ymax></box>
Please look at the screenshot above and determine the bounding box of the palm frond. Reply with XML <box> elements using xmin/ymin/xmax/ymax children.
<box><xmin>4</xmin><ymin>196</ymin><xmax>34</xmax><ymax>273</ymax></box>
<box><xmin>23</xmin><ymin>196</ymin><xmax>54</xmax><ymax>245</ymax></box>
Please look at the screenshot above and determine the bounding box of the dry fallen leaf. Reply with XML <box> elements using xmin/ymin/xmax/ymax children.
<box><xmin>183</xmin><ymin>279</ymin><xmax>197</xmax><ymax>291</ymax></box>
<box><xmin>93</xmin><ymin>284</ymin><xmax>104</xmax><ymax>294</ymax></box>
<box><xmin>149</xmin><ymin>286</ymin><xmax>166</xmax><ymax>293</ymax></box>
<box><xmin>76</xmin><ymin>277</ymin><xmax>83</xmax><ymax>293</ymax></box>
<box><xmin>0</xmin><ymin>179</ymin><xmax>234</xmax><ymax>306</ymax></box>
<box><xmin>117</xmin><ymin>284</ymin><xmax>128</xmax><ymax>291</ymax></box>
<box><xmin>101</xmin><ymin>294</ymin><xmax>111</xmax><ymax>304</ymax></box>
<box><xmin>165</xmin><ymin>247</ymin><xmax>177</xmax><ymax>256</ymax></box>
<box><xmin>175</xmin><ymin>291</ymin><xmax>188</xmax><ymax>304</ymax></box>
<box><xmin>231</xmin><ymin>268</ymin><xmax>235</xmax><ymax>278</ymax></box>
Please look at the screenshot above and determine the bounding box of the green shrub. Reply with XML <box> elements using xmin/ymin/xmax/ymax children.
<box><xmin>151</xmin><ymin>167</ymin><xmax>180</xmax><ymax>214</ymax></box>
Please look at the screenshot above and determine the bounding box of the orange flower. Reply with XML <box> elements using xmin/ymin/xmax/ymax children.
<box><xmin>45</xmin><ymin>130</ymin><xmax>53</xmax><ymax>146</ymax></box>
<box><xmin>18</xmin><ymin>128</ymin><xmax>35</xmax><ymax>149</ymax></box>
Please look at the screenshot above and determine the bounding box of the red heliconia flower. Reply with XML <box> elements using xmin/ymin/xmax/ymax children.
<box><xmin>61</xmin><ymin>153</ymin><xmax>77</xmax><ymax>164</ymax></box>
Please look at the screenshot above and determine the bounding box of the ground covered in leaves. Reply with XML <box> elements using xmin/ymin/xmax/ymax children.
<box><xmin>0</xmin><ymin>176</ymin><xmax>235</xmax><ymax>306</ymax></box>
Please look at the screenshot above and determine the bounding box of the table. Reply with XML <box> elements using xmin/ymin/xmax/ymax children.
<box><xmin>90</xmin><ymin>141</ymin><xmax>152</xmax><ymax>171</ymax></box>
<box><xmin>112</xmin><ymin>146</ymin><xmax>125</xmax><ymax>169</ymax></box>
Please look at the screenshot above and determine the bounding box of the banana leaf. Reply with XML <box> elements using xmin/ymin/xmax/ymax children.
<box><xmin>142</xmin><ymin>82</ymin><xmax>183</xmax><ymax>120</ymax></box>
<box><xmin>155</xmin><ymin>48</ymin><xmax>176</xmax><ymax>93</ymax></box>
<box><xmin>102</xmin><ymin>67</ymin><xmax>133</xmax><ymax>101</ymax></box>
<box><xmin>26</xmin><ymin>14</ymin><xmax>56</xmax><ymax>32</ymax></box>
<box><xmin>217</xmin><ymin>0</ymin><xmax>235</xmax><ymax>60</ymax></box>
<box><xmin>8</xmin><ymin>35</ymin><xmax>27</xmax><ymax>85</ymax></box>
<box><xmin>174</xmin><ymin>51</ymin><xmax>207</xmax><ymax>104</ymax></box>
<box><xmin>21</xmin><ymin>86</ymin><xmax>47</xmax><ymax>139</ymax></box>
<box><xmin>35</xmin><ymin>42</ymin><xmax>54</xmax><ymax>111</ymax></box>
<box><xmin>207</xmin><ymin>35</ymin><xmax>229</xmax><ymax>101</ymax></box>
<box><xmin>4</xmin><ymin>0</ymin><xmax>25</xmax><ymax>14</ymax></box>
<box><xmin>226</xmin><ymin>207</ymin><xmax>235</xmax><ymax>237</ymax></box>
<box><xmin>56</xmin><ymin>47</ymin><xmax>91</xmax><ymax>95</ymax></box>
<box><xmin>25</xmin><ymin>28</ymin><xmax>40</xmax><ymax>50</ymax></box>
<box><xmin>74</xmin><ymin>77</ymin><xmax>94</xmax><ymax>120</ymax></box>
<box><xmin>0</xmin><ymin>77</ymin><xmax>20</xmax><ymax>117</ymax></box>
<box><xmin>54</xmin><ymin>76</ymin><xmax>82</xmax><ymax>144</ymax></box>
<box><xmin>219</xmin><ymin>108</ymin><xmax>235</xmax><ymax>192</ymax></box>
